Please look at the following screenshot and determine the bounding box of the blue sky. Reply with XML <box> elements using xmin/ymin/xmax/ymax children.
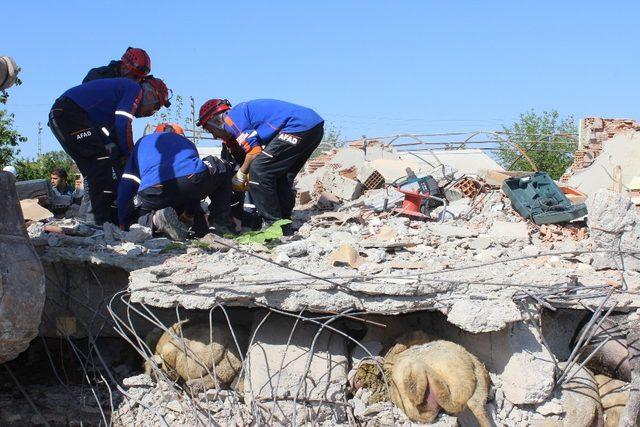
<box><xmin>2</xmin><ymin>1</ymin><xmax>640</xmax><ymax>158</ymax></box>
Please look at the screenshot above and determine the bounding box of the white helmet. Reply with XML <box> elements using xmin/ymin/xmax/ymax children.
<box><xmin>2</xmin><ymin>165</ymin><xmax>16</xmax><ymax>175</ymax></box>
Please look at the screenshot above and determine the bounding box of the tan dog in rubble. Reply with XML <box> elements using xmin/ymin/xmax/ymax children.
<box><xmin>388</xmin><ymin>339</ymin><xmax>491</xmax><ymax>426</ymax></box>
<box><xmin>595</xmin><ymin>374</ymin><xmax>629</xmax><ymax>427</ymax></box>
<box><xmin>144</xmin><ymin>319</ymin><xmax>245</xmax><ymax>390</ymax></box>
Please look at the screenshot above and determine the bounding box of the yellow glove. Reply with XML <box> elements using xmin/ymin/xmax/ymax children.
<box><xmin>232</xmin><ymin>170</ymin><xmax>249</xmax><ymax>192</ymax></box>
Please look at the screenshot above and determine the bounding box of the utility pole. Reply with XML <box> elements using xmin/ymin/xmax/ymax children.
<box><xmin>190</xmin><ymin>96</ymin><xmax>197</xmax><ymax>144</ymax></box>
<box><xmin>37</xmin><ymin>121</ymin><xmax>43</xmax><ymax>157</ymax></box>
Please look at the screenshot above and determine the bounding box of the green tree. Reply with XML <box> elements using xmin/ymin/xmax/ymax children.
<box><xmin>0</xmin><ymin>72</ymin><xmax>27</xmax><ymax>166</ymax></box>
<box><xmin>497</xmin><ymin>110</ymin><xmax>577</xmax><ymax>180</ymax></box>
<box><xmin>15</xmin><ymin>151</ymin><xmax>77</xmax><ymax>181</ymax></box>
<box><xmin>310</xmin><ymin>123</ymin><xmax>343</xmax><ymax>159</ymax></box>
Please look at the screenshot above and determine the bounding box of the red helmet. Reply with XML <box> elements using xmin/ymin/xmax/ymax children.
<box><xmin>141</xmin><ymin>76</ymin><xmax>171</xmax><ymax>110</ymax></box>
<box><xmin>196</xmin><ymin>99</ymin><xmax>231</xmax><ymax>127</ymax></box>
<box><xmin>121</xmin><ymin>47</ymin><xmax>151</xmax><ymax>77</ymax></box>
<box><xmin>155</xmin><ymin>123</ymin><xmax>185</xmax><ymax>135</ymax></box>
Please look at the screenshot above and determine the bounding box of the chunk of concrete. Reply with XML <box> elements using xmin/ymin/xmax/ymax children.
<box><xmin>587</xmin><ymin>189</ymin><xmax>640</xmax><ymax>271</ymax></box>
<box><xmin>0</xmin><ymin>172</ymin><xmax>46</xmax><ymax>363</ymax></box>
<box><xmin>320</xmin><ymin>171</ymin><xmax>363</xmax><ymax>201</ymax></box>
<box><xmin>488</xmin><ymin>221</ymin><xmax>530</xmax><ymax>244</ymax></box>
<box><xmin>123</xmin><ymin>224</ymin><xmax>152</xmax><ymax>244</ymax></box>
<box><xmin>274</xmin><ymin>239</ymin><xmax>310</xmax><ymax>258</ymax></box>
<box><xmin>429</xmin><ymin>224</ymin><xmax>478</xmax><ymax>239</ymax></box>
<box><xmin>245</xmin><ymin>313</ymin><xmax>349</xmax><ymax>425</ymax></box>
<box><xmin>143</xmin><ymin>237</ymin><xmax>172</xmax><ymax>251</ymax></box>
<box><xmin>446</xmin><ymin>298</ymin><xmax>522</xmax><ymax>333</ymax></box>
<box><xmin>567</xmin><ymin>131</ymin><xmax>640</xmax><ymax>197</ymax></box>
<box><xmin>500</xmin><ymin>322</ymin><xmax>556</xmax><ymax>405</ymax></box>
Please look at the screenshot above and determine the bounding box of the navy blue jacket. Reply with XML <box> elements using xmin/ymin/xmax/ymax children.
<box><xmin>82</xmin><ymin>60</ymin><xmax>122</xmax><ymax>83</ymax></box>
<box><xmin>222</xmin><ymin>99</ymin><xmax>323</xmax><ymax>154</ymax></box>
<box><xmin>117</xmin><ymin>132</ymin><xmax>207</xmax><ymax>226</ymax></box>
<box><xmin>63</xmin><ymin>78</ymin><xmax>141</xmax><ymax>155</ymax></box>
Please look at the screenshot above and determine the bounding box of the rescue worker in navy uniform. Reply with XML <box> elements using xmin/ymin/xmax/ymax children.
<box><xmin>117</xmin><ymin>123</ymin><xmax>233</xmax><ymax>241</ymax></box>
<box><xmin>196</xmin><ymin>99</ymin><xmax>324</xmax><ymax>228</ymax></box>
<box><xmin>48</xmin><ymin>76</ymin><xmax>170</xmax><ymax>225</ymax></box>
<box><xmin>83</xmin><ymin>47</ymin><xmax>151</xmax><ymax>83</ymax></box>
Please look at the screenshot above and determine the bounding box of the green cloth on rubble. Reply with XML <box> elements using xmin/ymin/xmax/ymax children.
<box><xmin>230</xmin><ymin>219</ymin><xmax>292</xmax><ymax>245</ymax></box>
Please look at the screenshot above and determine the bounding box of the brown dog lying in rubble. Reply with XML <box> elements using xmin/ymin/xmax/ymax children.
<box><xmin>144</xmin><ymin>319</ymin><xmax>245</xmax><ymax>391</ymax></box>
<box><xmin>384</xmin><ymin>332</ymin><xmax>491</xmax><ymax>426</ymax></box>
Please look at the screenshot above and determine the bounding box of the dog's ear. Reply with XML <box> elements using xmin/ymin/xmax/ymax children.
<box><xmin>404</xmin><ymin>364</ymin><xmax>429</xmax><ymax>406</ymax></box>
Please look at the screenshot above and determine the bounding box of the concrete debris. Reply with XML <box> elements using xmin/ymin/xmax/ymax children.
<box><xmin>117</xmin><ymin>242</ymin><xmax>145</xmax><ymax>257</ymax></box>
<box><xmin>447</xmin><ymin>298</ymin><xmax>522</xmax><ymax>333</ymax></box>
<box><xmin>429</xmin><ymin>223</ymin><xmax>478</xmax><ymax>238</ymax></box>
<box><xmin>500</xmin><ymin>322</ymin><xmax>556</xmax><ymax>405</ymax></box>
<box><xmin>587</xmin><ymin>189</ymin><xmax>640</xmax><ymax>272</ymax></box>
<box><xmin>143</xmin><ymin>237</ymin><xmax>172</xmax><ymax>251</ymax></box>
<box><xmin>245</xmin><ymin>313</ymin><xmax>348</xmax><ymax>425</ymax></box>
<box><xmin>563</xmin><ymin>117</ymin><xmax>640</xmax><ymax>181</ymax></box>
<box><xmin>0</xmin><ymin>172</ymin><xmax>45</xmax><ymax>364</ymax></box>
<box><xmin>14</xmin><ymin>120</ymin><xmax>640</xmax><ymax>425</ymax></box>
<box><xmin>274</xmin><ymin>239</ymin><xmax>310</xmax><ymax>258</ymax></box>
<box><xmin>320</xmin><ymin>170</ymin><xmax>363</xmax><ymax>201</ymax></box>
<box><xmin>399</xmin><ymin>149</ymin><xmax>503</xmax><ymax>178</ymax></box>
<box><xmin>488</xmin><ymin>220</ymin><xmax>530</xmax><ymax>244</ymax></box>
<box><xmin>122</xmin><ymin>224</ymin><xmax>152</xmax><ymax>244</ymax></box>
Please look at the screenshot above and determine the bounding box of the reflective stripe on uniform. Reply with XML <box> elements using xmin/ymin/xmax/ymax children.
<box><xmin>262</xmin><ymin>151</ymin><xmax>273</xmax><ymax>158</ymax></box>
<box><xmin>101</xmin><ymin>127</ymin><xmax>110</xmax><ymax>136</ymax></box>
<box><xmin>248</xmin><ymin>181</ymin><xmax>259</xmax><ymax>185</ymax></box>
<box><xmin>115</xmin><ymin>110</ymin><xmax>135</xmax><ymax>120</ymax></box>
<box><xmin>97</xmin><ymin>156</ymin><xmax>110</xmax><ymax>160</ymax></box>
<box><xmin>122</xmin><ymin>173</ymin><xmax>141</xmax><ymax>184</ymax></box>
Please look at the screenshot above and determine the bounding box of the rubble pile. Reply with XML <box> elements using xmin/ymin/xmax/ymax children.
<box><xmin>7</xmin><ymin>129</ymin><xmax>640</xmax><ymax>425</ymax></box>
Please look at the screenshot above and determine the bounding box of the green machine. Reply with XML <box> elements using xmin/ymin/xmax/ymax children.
<box><xmin>502</xmin><ymin>172</ymin><xmax>587</xmax><ymax>225</ymax></box>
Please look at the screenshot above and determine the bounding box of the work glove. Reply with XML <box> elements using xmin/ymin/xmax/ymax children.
<box><xmin>232</xmin><ymin>170</ymin><xmax>249</xmax><ymax>192</ymax></box>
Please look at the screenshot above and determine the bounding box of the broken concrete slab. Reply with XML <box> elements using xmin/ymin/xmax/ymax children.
<box><xmin>399</xmin><ymin>149</ymin><xmax>504</xmax><ymax>177</ymax></box>
<box><xmin>446</xmin><ymin>298</ymin><xmax>522</xmax><ymax>333</ymax></box>
<box><xmin>567</xmin><ymin>131</ymin><xmax>640</xmax><ymax>197</ymax></box>
<box><xmin>0</xmin><ymin>172</ymin><xmax>45</xmax><ymax>363</ymax></box>
<box><xmin>320</xmin><ymin>171</ymin><xmax>363</xmax><ymax>201</ymax></box>
<box><xmin>123</xmin><ymin>224</ymin><xmax>152</xmax><ymax>244</ymax></box>
<box><xmin>587</xmin><ymin>189</ymin><xmax>640</xmax><ymax>272</ymax></box>
<box><xmin>499</xmin><ymin>322</ymin><xmax>556</xmax><ymax>405</ymax></box>
<box><xmin>488</xmin><ymin>221</ymin><xmax>530</xmax><ymax>244</ymax></box>
<box><xmin>245</xmin><ymin>313</ymin><xmax>348</xmax><ymax>425</ymax></box>
<box><xmin>429</xmin><ymin>223</ymin><xmax>479</xmax><ymax>239</ymax></box>
<box><xmin>274</xmin><ymin>239</ymin><xmax>310</xmax><ymax>258</ymax></box>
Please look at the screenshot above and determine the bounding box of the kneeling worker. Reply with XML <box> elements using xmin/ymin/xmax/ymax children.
<box><xmin>117</xmin><ymin>123</ymin><xmax>233</xmax><ymax>241</ymax></box>
<box><xmin>48</xmin><ymin>76</ymin><xmax>170</xmax><ymax>225</ymax></box>
<box><xmin>196</xmin><ymin>98</ymin><xmax>324</xmax><ymax>226</ymax></box>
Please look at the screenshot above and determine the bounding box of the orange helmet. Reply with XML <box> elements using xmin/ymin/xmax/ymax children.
<box><xmin>121</xmin><ymin>47</ymin><xmax>151</xmax><ymax>77</ymax></box>
<box><xmin>155</xmin><ymin>123</ymin><xmax>185</xmax><ymax>136</ymax></box>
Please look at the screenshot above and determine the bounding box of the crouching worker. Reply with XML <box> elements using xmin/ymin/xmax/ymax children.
<box><xmin>48</xmin><ymin>76</ymin><xmax>170</xmax><ymax>225</ymax></box>
<box><xmin>197</xmin><ymin>99</ymin><xmax>324</xmax><ymax>227</ymax></box>
<box><xmin>117</xmin><ymin>123</ymin><xmax>234</xmax><ymax>241</ymax></box>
